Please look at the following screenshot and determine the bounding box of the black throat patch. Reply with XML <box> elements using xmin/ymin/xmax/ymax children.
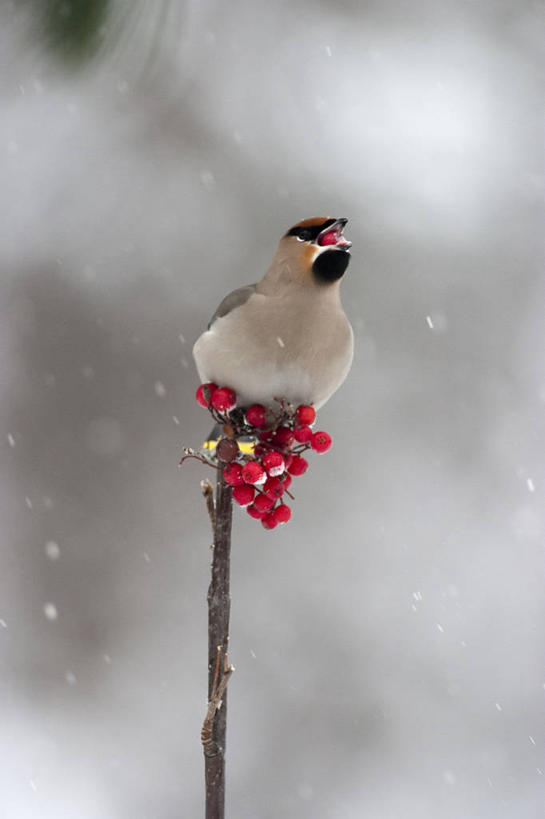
<box><xmin>312</xmin><ymin>249</ymin><xmax>351</xmax><ymax>283</ymax></box>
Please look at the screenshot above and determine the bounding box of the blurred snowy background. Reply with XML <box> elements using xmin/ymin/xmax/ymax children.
<box><xmin>1</xmin><ymin>1</ymin><xmax>544</xmax><ymax>816</ymax></box>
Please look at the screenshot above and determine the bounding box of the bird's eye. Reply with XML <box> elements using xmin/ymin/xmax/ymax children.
<box><xmin>296</xmin><ymin>229</ymin><xmax>312</xmax><ymax>242</ymax></box>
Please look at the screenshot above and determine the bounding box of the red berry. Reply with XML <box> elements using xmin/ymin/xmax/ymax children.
<box><xmin>232</xmin><ymin>484</ymin><xmax>255</xmax><ymax>507</ymax></box>
<box><xmin>258</xmin><ymin>429</ymin><xmax>275</xmax><ymax>444</ymax></box>
<box><xmin>296</xmin><ymin>405</ymin><xmax>316</xmax><ymax>425</ymax></box>
<box><xmin>241</xmin><ymin>460</ymin><xmax>266</xmax><ymax>485</ymax></box>
<box><xmin>253</xmin><ymin>444</ymin><xmax>270</xmax><ymax>459</ymax></box>
<box><xmin>273</xmin><ymin>426</ymin><xmax>295</xmax><ymax>449</ymax></box>
<box><xmin>247</xmin><ymin>503</ymin><xmax>266</xmax><ymax>519</ymax></box>
<box><xmin>274</xmin><ymin>503</ymin><xmax>291</xmax><ymax>524</ymax></box>
<box><xmin>195</xmin><ymin>382</ymin><xmax>218</xmax><ymax>408</ymax></box>
<box><xmin>210</xmin><ymin>386</ymin><xmax>237</xmax><ymax>412</ymax></box>
<box><xmin>279</xmin><ymin>473</ymin><xmax>292</xmax><ymax>492</ymax></box>
<box><xmin>262</xmin><ymin>451</ymin><xmax>285</xmax><ymax>477</ymax></box>
<box><xmin>288</xmin><ymin>455</ymin><xmax>308</xmax><ymax>476</ymax></box>
<box><xmin>294</xmin><ymin>424</ymin><xmax>312</xmax><ymax>443</ymax></box>
<box><xmin>245</xmin><ymin>404</ymin><xmax>267</xmax><ymax>427</ymax></box>
<box><xmin>283</xmin><ymin>453</ymin><xmax>294</xmax><ymax>470</ymax></box>
<box><xmin>253</xmin><ymin>493</ymin><xmax>275</xmax><ymax>514</ymax></box>
<box><xmin>223</xmin><ymin>462</ymin><xmax>244</xmax><ymax>486</ymax></box>
<box><xmin>261</xmin><ymin>512</ymin><xmax>278</xmax><ymax>530</ymax></box>
<box><xmin>311</xmin><ymin>430</ymin><xmax>332</xmax><ymax>454</ymax></box>
<box><xmin>318</xmin><ymin>230</ymin><xmax>339</xmax><ymax>247</ymax></box>
<box><xmin>263</xmin><ymin>476</ymin><xmax>284</xmax><ymax>500</ymax></box>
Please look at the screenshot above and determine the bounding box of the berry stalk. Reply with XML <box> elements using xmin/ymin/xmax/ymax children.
<box><xmin>187</xmin><ymin>385</ymin><xmax>336</xmax><ymax>814</ymax></box>
<box><xmin>202</xmin><ymin>468</ymin><xmax>234</xmax><ymax>819</ymax></box>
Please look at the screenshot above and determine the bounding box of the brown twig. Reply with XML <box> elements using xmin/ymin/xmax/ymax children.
<box><xmin>201</xmin><ymin>479</ymin><xmax>216</xmax><ymax>534</ymax></box>
<box><xmin>179</xmin><ymin>447</ymin><xmax>218</xmax><ymax>469</ymax></box>
<box><xmin>201</xmin><ymin>646</ymin><xmax>235</xmax><ymax>757</ymax></box>
<box><xmin>203</xmin><ymin>467</ymin><xmax>233</xmax><ymax>819</ymax></box>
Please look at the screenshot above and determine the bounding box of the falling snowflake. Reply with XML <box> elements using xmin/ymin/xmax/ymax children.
<box><xmin>45</xmin><ymin>541</ymin><xmax>60</xmax><ymax>560</ymax></box>
<box><xmin>43</xmin><ymin>603</ymin><xmax>58</xmax><ymax>621</ymax></box>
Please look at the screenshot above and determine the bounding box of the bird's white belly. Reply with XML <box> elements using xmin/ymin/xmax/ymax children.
<box><xmin>193</xmin><ymin>329</ymin><xmax>314</xmax><ymax>407</ymax></box>
<box><xmin>192</xmin><ymin>293</ymin><xmax>353</xmax><ymax>409</ymax></box>
<box><xmin>234</xmin><ymin>362</ymin><xmax>313</xmax><ymax>408</ymax></box>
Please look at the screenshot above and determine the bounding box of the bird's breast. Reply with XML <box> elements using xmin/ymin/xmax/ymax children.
<box><xmin>193</xmin><ymin>292</ymin><xmax>353</xmax><ymax>408</ymax></box>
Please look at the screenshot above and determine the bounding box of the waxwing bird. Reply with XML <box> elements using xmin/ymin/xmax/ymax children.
<box><xmin>192</xmin><ymin>217</ymin><xmax>354</xmax><ymax>411</ymax></box>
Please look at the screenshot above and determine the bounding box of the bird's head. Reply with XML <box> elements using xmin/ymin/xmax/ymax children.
<box><xmin>276</xmin><ymin>217</ymin><xmax>352</xmax><ymax>286</ymax></box>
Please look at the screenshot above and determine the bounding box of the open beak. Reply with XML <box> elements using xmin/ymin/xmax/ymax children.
<box><xmin>317</xmin><ymin>218</ymin><xmax>351</xmax><ymax>250</ymax></box>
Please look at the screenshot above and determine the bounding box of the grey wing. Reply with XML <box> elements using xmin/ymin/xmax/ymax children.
<box><xmin>207</xmin><ymin>283</ymin><xmax>258</xmax><ymax>329</ymax></box>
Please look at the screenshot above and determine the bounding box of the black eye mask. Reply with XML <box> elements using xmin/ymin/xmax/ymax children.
<box><xmin>286</xmin><ymin>220</ymin><xmax>336</xmax><ymax>242</ymax></box>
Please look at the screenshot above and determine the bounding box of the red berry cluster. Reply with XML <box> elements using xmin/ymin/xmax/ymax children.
<box><xmin>195</xmin><ymin>383</ymin><xmax>332</xmax><ymax>531</ymax></box>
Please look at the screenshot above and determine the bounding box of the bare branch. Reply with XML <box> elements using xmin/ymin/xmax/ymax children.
<box><xmin>203</xmin><ymin>468</ymin><xmax>233</xmax><ymax>819</ymax></box>
<box><xmin>201</xmin><ymin>646</ymin><xmax>235</xmax><ymax>758</ymax></box>
<box><xmin>201</xmin><ymin>479</ymin><xmax>215</xmax><ymax>534</ymax></box>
